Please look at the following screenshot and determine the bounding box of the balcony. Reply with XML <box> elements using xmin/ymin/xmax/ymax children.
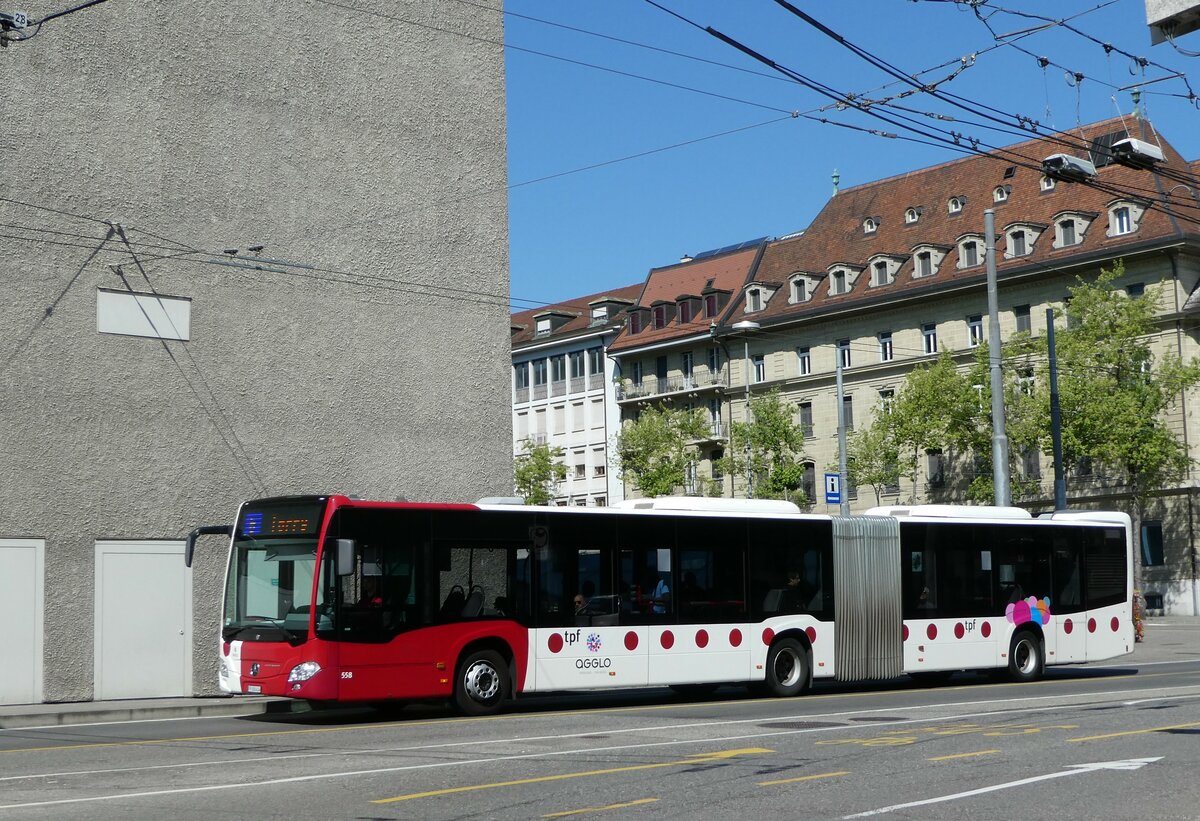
<box><xmin>616</xmin><ymin>368</ymin><xmax>727</xmax><ymax>402</ymax></box>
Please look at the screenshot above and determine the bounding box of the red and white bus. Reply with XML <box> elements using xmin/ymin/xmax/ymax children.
<box><xmin>186</xmin><ymin>495</ymin><xmax>1134</xmax><ymax>715</ymax></box>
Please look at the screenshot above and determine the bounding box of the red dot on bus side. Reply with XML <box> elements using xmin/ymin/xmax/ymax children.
<box><xmin>696</xmin><ymin>629</ymin><xmax>709</xmax><ymax>648</ymax></box>
<box><xmin>222</xmin><ymin>642</ymin><xmax>231</xmax><ymax>656</ymax></box>
<box><xmin>661</xmin><ymin>630</ymin><xmax>675</xmax><ymax>650</ymax></box>
<box><xmin>1111</xmin><ymin>616</ymin><xmax>1120</xmax><ymax>632</ymax></box>
<box><xmin>926</xmin><ymin>623</ymin><xmax>938</xmax><ymax>640</ymax></box>
<box><xmin>981</xmin><ymin>621</ymin><xmax>991</xmax><ymax>638</ymax></box>
<box><xmin>762</xmin><ymin>627</ymin><xmax>775</xmax><ymax>645</ymax></box>
<box><xmin>548</xmin><ymin>633</ymin><xmax>563</xmax><ymax>653</ymax></box>
<box><xmin>1088</xmin><ymin>618</ymin><xmax>1097</xmax><ymax>633</ymax></box>
<box><xmin>954</xmin><ymin>622</ymin><xmax>965</xmax><ymax>639</ymax></box>
<box><xmin>729</xmin><ymin>628</ymin><xmax>743</xmax><ymax>647</ymax></box>
<box><xmin>902</xmin><ymin>624</ymin><xmax>909</xmax><ymax>641</ymax></box>
<box><xmin>1064</xmin><ymin>618</ymin><xmax>1073</xmax><ymax>635</ymax></box>
<box><xmin>806</xmin><ymin>626</ymin><xmax>817</xmax><ymax>643</ymax></box>
<box><xmin>624</xmin><ymin>631</ymin><xmax>638</xmax><ymax>651</ymax></box>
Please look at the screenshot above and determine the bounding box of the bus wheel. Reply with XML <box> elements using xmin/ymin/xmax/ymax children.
<box><xmin>1007</xmin><ymin>631</ymin><xmax>1044</xmax><ymax>683</ymax></box>
<box><xmin>764</xmin><ymin>637</ymin><xmax>809</xmax><ymax>697</ymax></box>
<box><xmin>454</xmin><ymin>649</ymin><xmax>510</xmax><ymax>715</ymax></box>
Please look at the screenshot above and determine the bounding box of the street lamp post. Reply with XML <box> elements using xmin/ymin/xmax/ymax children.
<box><xmin>732</xmin><ymin>320</ymin><xmax>761</xmax><ymax>497</ymax></box>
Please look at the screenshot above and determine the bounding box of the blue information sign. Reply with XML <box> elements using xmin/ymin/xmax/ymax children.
<box><xmin>824</xmin><ymin>473</ymin><xmax>842</xmax><ymax>505</ymax></box>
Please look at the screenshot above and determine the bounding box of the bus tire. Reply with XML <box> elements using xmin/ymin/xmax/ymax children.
<box><xmin>454</xmin><ymin>649</ymin><xmax>510</xmax><ymax>715</ymax></box>
<box><xmin>1007</xmin><ymin>630</ymin><xmax>1044</xmax><ymax>683</ymax></box>
<box><xmin>764</xmin><ymin>637</ymin><xmax>809</xmax><ymax>697</ymax></box>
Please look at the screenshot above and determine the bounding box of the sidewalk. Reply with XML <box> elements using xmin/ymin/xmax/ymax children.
<box><xmin>2</xmin><ymin>618</ymin><xmax>1196</xmax><ymax>731</ymax></box>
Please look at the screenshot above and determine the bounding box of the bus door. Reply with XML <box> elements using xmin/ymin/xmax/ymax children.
<box><xmin>532</xmin><ymin>520</ymin><xmax>641</xmax><ymax>691</ymax></box>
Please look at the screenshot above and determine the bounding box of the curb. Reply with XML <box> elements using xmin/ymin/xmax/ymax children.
<box><xmin>0</xmin><ymin>698</ymin><xmax>301</xmax><ymax>730</ymax></box>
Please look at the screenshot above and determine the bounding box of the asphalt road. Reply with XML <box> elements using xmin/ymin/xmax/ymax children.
<box><xmin>2</xmin><ymin>657</ymin><xmax>1199</xmax><ymax>820</ymax></box>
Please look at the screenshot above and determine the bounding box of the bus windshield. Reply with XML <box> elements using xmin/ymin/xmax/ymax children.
<box><xmin>222</xmin><ymin>499</ymin><xmax>328</xmax><ymax>644</ymax></box>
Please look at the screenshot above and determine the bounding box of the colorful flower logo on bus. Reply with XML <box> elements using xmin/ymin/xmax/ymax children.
<box><xmin>586</xmin><ymin>632</ymin><xmax>602</xmax><ymax>653</ymax></box>
<box><xmin>1006</xmin><ymin>596</ymin><xmax>1052</xmax><ymax>627</ymax></box>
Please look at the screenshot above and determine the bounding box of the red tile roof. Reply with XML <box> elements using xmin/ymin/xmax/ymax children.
<box><xmin>744</xmin><ymin>117</ymin><xmax>1197</xmax><ymax>325</ymax></box>
<box><xmin>510</xmin><ymin>283</ymin><xmax>643</xmax><ymax>348</ymax></box>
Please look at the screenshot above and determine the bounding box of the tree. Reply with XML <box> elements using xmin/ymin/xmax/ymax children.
<box><xmin>513</xmin><ymin>439</ymin><xmax>566</xmax><ymax>505</ymax></box>
<box><xmin>884</xmin><ymin>352</ymin><xmax>973</xmax><ymax>496</ymax></box>
<box><xmin>721</xmin><ymin>389</ymin><xmax>809</xmax><ymax>503</ymax></box>
<box><xmin>846</xmin><ymin>416</ymin><xmax>900</xmax><ymax>505</ymax></box>
<box><xmin>613</xmin><ymin>404</ymin><xmax>709</xmax><ymax>497</ymax></box>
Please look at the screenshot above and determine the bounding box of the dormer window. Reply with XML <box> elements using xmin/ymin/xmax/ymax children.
<box><xmin>948</xmin><ymin>196</ymin><xmax>964</xmax><ymax>215</ymax></box>
<box><xmin>1040</xmin><ymin>174</ymin><xmax>1056</xmax><ymax>192</ymax></box>
<box><xmin>652</xmin><ymin>305</ymin><xmax>667</xmax><ymax>329</ymax></box>
<box><xmin>629</xmin><ymin>312</ymin><xmax>642</xmax><ymax>334</ymax></box>
<box><xmin>791</xmin><ymin>278</ymin><xmax>806</xmax><ymax>303</ymax></box>
<box><xmin>1052</xmin><ymin>211</ymin><xmax>1093</xmax><ymax>249</ymax></box>
<box><xmin>1009</xmin><ymin>230</ymin><xmax>1027</xmax><ymax>256</ymax></box>
<box><xmin>830</xmin><ymin>269</ymin><xmax>848</xmax><ymax>296</ymax></box>
<box><xmin>1106</xmin><ymin>200</ymin><xmax>1144</xmax><ymax>237</ymax></box>
<box><xmin>872</xmin><ymin>261</ymin><xmax>888</xmax><ymax>286</ymax></box>
<box><xmin>916</xmin><ymin>251</ymin><xmax>933</xmax><ymax>277</ymax></box>
<box><xmin>863</xmin><ymin>217</ymin><xmax>878</xmax><ymax>235</ymax></box>
<box><xmin>590</xmin><ymin>306</ymin><xmax>607</xmax><ymax>325</ymax></box>
<box><xmin>957</xmin><ymin>236</ymin><xmax>982</xmax><ymax>268</ymax></box>
<box><xmin>535</xmin><ymin>317</ymin><xmax>551</xmax><ymax>336</ymax></box>
<box><xmin>868</xmin><ymin>256</ymin><xmax>900</xmax><ymax>288</ymax></box>
<box><xmin>1003</xmin><ymin>223</ymin><xmax>1044</xmax><ymax>259</ymax></box>
<box><xmin>993</xmin><ymin>185</ymin><xmax>1010</xmax><ymax>203</ymax></box>
<box><xmin>678</xmin><ymin>300</ymin><xmax>692</xmax><ymax>323</ymax></box>
<box><xmin>747</xmin><ymin>288</ymin><xmax>762</xmax><ymax>313</ymax></box>
<box><xmin>904</xmin><ymin>207</ymin><xmax>921</xmax><ymax>224</ymax></box>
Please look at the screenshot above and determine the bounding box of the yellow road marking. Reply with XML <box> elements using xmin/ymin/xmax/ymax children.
<box><xmin>543</xmin><ymin>797</ymin><xmax>658</xmax><ymax>817</ymax></box>
<box><xmin>372</xmin><ymin>747</ymin><xmax>771</xmax><ymax>803</ymax></box>
<box><xmin>758</xmin><ymin>770</ymin><xmax>850</xmax><ymax>786</ymax></box>
<box><xmin>927</xmin><ymin>749</ymin><xmax>1001</xmax><ymax>761</ymax></box>
<box><xmin>1070</xmin><ymin>721</ymin><xmax>1200</xmax><ymax>742</ymax></box>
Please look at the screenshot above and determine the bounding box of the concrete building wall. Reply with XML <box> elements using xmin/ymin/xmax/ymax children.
<box><xmin>0</xmin><ymin>1</ymin><xmax>510</xmax><ymax>701</ymax></box>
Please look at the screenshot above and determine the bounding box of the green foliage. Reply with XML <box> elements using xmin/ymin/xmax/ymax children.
<box><xmin>613</xmin><ymin>404</ymin><xmax>709</xmax><ymax>498</ymax></box>
<box><xmin>721</xmin><ymin>389</ymin><xmax>809</xmax><ymax>503</ymax></box>
<box><xmin>513</xmin><ymin>439</ymin><xmax>566</xmax><ymax>505</ymax></box>
<box><xmin>846</xmin><ymin>415</ymin><xmax>900</xmax><ymax>505</ymax></box>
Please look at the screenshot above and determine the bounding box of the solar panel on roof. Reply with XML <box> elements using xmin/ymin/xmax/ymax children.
<box><xmin>690</xmin><ymin>236</ymin><xmax>769</xmax><ymax>260</ymax></box>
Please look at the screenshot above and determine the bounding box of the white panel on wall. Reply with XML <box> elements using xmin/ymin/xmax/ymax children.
<box><xmin>96</xmin><ymin>288</ymin><xmax>191</xmax><ymax>340</ymax></box>
<box><xmin>0</xmin><ymin>539</ymin><xmax>44</xmax><ymax>705</ymax></box>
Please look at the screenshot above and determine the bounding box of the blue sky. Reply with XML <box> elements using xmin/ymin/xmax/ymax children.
<box><xmin>503</xmin><ymin>0</ymin><xmax>1200</xmax><ymax>308</ymax></box>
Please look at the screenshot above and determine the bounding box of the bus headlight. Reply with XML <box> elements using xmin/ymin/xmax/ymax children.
<box><xmin>287</xmin><ymin>662</ymin><xmax>321</xmax><ymax>683</ymax></box>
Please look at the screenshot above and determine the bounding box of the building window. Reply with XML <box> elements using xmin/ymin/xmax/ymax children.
<box><xmin>752</xmin><ymin>354</ymin><xmax>765</xmax><ymax>383</ymax></box>
<box><xmin>799</xmin><ymin>402</ymin><xmax>814</xmax><ymax>438</ymax></box>
<box><xmin>842</xmin><ymin>396</ymin><xmax>854</xmax><ymax>431</ymax></box>
<box><xmin>801</xmin><ymin>462</ymin><xmax>816</xmax><ymax>502</ymax></box>
<box><xmin>927</xmin><ymin>450</ymin><xmax>945</xmax><ymax>488</ymax></box>
<box><xmin>588</xmin><ymin>347</ymin><xmax>603</xmax><ymax>377</ymax></box>
<box><xmin>594</xmin><ymin>464</ymin><xmax>606</xmax><ymax>477</ymax></box>
<box><xmin>1142</xmin><ymin>521</ymin><xmax>1165</xmax><ymax>567</ymax></box>
<box><xmin>922</xmin><ymin>324</ymin><xmax>938</xmax><ymax>354</ymax></box>
<box><xmin>533</xmin><ymin>359</ymin><xmax>547</xmax><ymax>386</ymax></box>
<box><xmin>747</xmin><ymin>288</ymin><xmax>762</xmax><ymax>312</ymax></box>
<box><xmin>590</xmin><ymin>306</ymin><xmax>608</xmax><ymax>325</ymax></box>
<box><xmin>968</xmin><ymin>314</ymin><xmax>983</xmax><ymax>347</ymax></box>
<box><xmin>653</xmin><ymin>305</ymin><xmax>667</xmax><ymax>329</ymax></box>
<box><xmin>1059</xmin><ymin>219</ymin><xmax>1077</xmax><ymax>247</ymax></box>
<box><xmin>948</xmin><ymin>197</ymin><xmax>963</xmax><ymax>214</ymax></box>
<box><xmin>837</xmin><ymin>339</ymin><xmax>851</xmax><ymax>369</ymax></box>
<box><xmin>655</xmin><ymin>355</ymin><xmax>668</xmax><ymax>380</ymax></box>
<box><xmin>630</xmin><ymin>361</ymin><xmax>642</xmax><ymax>386</ymax></box>
<box><xmin>551</xmin><ymin>355</ymin><xmax>566</xmax><ymax>383</ymax></box>
<box><xmin>1015</xmin><ymin>304</ymin><xmax>1031</xmax><ymax>334</ymax></box>
<box><xmin>1040</xmin><ymin>174</ymin><xmax>1056</xmax><ymax>192</ymax></box>
<box><xmin>1022</xmin><ymin>446</ymin><xmax>1041</xmax><ymax>479</ymax></box>
<box><xmin>629</xmin><ymin>313</ymin><xmax>642</xmax><ymax>334</ymax></box>
<box><xmin>574</xmin><ymin>463</ymin><xmax>586</xmax><ymax>479</ymax></box>
<box><xmin>594</xmin><ymin>496</ymin><xmax>607</xmax><ymax>507</ymax></box>
<box><xmin>570</xmin><ymin>351</ymin><xmax>585</xmax><ymax>379</ymax></box>
<box><xmin>514</xmin><ymin>363</ymin><xmax>529</xmax><ymax>390</ymax></box>
<box><xmin>1127</xmin><ymin>282</ymin><xmax>1145</xmax><ymax>298</ymax></box>
<box><xmin>678</xmin><ymin>301</ymin><xmax>692</xmax><ymax>324</ymax></box>
<box><xmin>879</xmin><ymin>389</ymin><xmax>894</xmax><ymax>414</ymax></box>
<box><xmin>871</xmin><ymin>260</ymin><xmax>890</xmax><ymax>287</ymax></box>
<box><xmin>791</xmin><ymin>277</ymin><xmax>807</xmax><ymax>303</ymax></box>
<box><xmin>681</xmin><ymin>351</ymin><xmax>694</xmax><ymax>381</ymax></box>
<box><xmin>797</xmin><ymin>346</ymin><xmax>811</xmax><ymax>376</ymax></box>
<box><xmin>704</xmin><ymin>294</ymin><xmax>718</xmax><ymax>317</ymax></box>
<box><xmin>1010</xmin><ymin>231</ymin><xmax>1027</xmax><ymax>257</ymax></box>
<box><xmin>879</xmin><ymin>331</ymin><xmax>893</xmax><ymax>362</ymax></box>
<box><xmin>711</xmin><ymin>448</ymin><xmax>724</xmax><ymax>481</ymax></box>
<box><xmin>961</xmin><ymin>240</ymin><xmax>979</xmax><ymax>267</ymax></box>
<box><xmin>831</xmin><ymin>269</ymin><xmax>847</xmax><ymax>295</ymax></box>
<box><xmin>905</xmin><ymin>207</ymin><xmax>919</xmax><ymax>224</ymax></box>
<box><xmin>1112</xmin><ymin>206</ymin><xmax>1132</xmax><ymax>235</ymax></box>
<box><xmin>707</xmin><ymin>346</ymin><xmax>720</xmax><ymax>374</ymax></box>
<box><xmin>994</xmin><ymin>186</ymin><xmax>1009</xmax><ymax>203</ymax></box>
<box><xmin>863</xmin><ymin>217</ymin><xmax>878</xmax><ymax>234</ymax></box>
<box><xmin>535</xmin><ymin>317</ymin><xmax>551</xmax><ymax>336</ymax></box>
<box><xmin>915</xmin><ymin>251</ymin><xmax>933</xmax><ymax>278</ymax></box>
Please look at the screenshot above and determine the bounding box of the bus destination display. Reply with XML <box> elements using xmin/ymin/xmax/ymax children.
<box><xmin>239</xmin><ymin>504</ymin><xmax>322</xmax><ymax>537</ymax></box>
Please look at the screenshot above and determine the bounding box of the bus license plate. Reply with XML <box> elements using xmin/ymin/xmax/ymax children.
<box><xmin>247</xmin><ymin>685</ymin><xmax>262</xmax><ymax>693</ymax></box>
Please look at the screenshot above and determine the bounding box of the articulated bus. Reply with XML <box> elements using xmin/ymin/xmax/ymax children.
<box><xmin>185</xmin><ymin>495</ymin><xmax>1134</xmax><ymax>715</ymax></box>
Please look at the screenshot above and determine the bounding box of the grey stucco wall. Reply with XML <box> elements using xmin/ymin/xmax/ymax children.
<box><xmin>0</xmin><ymin>1</ymin><xmax>511</xmax><ymax>700</ymax></box>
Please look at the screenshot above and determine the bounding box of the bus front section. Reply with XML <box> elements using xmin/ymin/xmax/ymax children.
<box><xmin>220</xmin><ymin>497</ymin><xmax>337</xmax><ymax>700</ymax></box>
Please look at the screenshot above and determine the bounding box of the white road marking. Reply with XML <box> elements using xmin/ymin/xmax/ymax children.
<box><xmin>843</xmin><ymin>758</ymin><xmax>1162</xmax><ymax>818</ymax></box>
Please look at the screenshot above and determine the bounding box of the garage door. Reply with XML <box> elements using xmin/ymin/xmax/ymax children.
<box><xmin>0</xmin><ymin>540</ymin><xmax>44</xmax><ymax>705</ymax></box>
<box><xmin>94</xmin><ymin>541</ymin><xmax>191</xmax><ymax>700</ymax></box>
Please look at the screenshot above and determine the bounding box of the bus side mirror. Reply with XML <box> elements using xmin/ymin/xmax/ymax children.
<box><xmin>336</xmin><ymin>539</ymin><xmax>356</xmax><ymax>576</ymax></box>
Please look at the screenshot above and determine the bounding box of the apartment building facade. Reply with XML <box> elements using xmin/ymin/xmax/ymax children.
<box><xmin>511</xmin><ymin>286</ymin><xmax>642</xmax><ymax>506</ymax></box>
<box><xmin>607</xmin><ymin>118</ymin><xmax>1200</xmax><ymax>615</ymax></box>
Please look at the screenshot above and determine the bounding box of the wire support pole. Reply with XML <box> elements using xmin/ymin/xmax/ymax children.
<box><xmin>985</xmin><ymin>208</ymin><xmax>1011</xmax><ymax>506</ymax></box>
